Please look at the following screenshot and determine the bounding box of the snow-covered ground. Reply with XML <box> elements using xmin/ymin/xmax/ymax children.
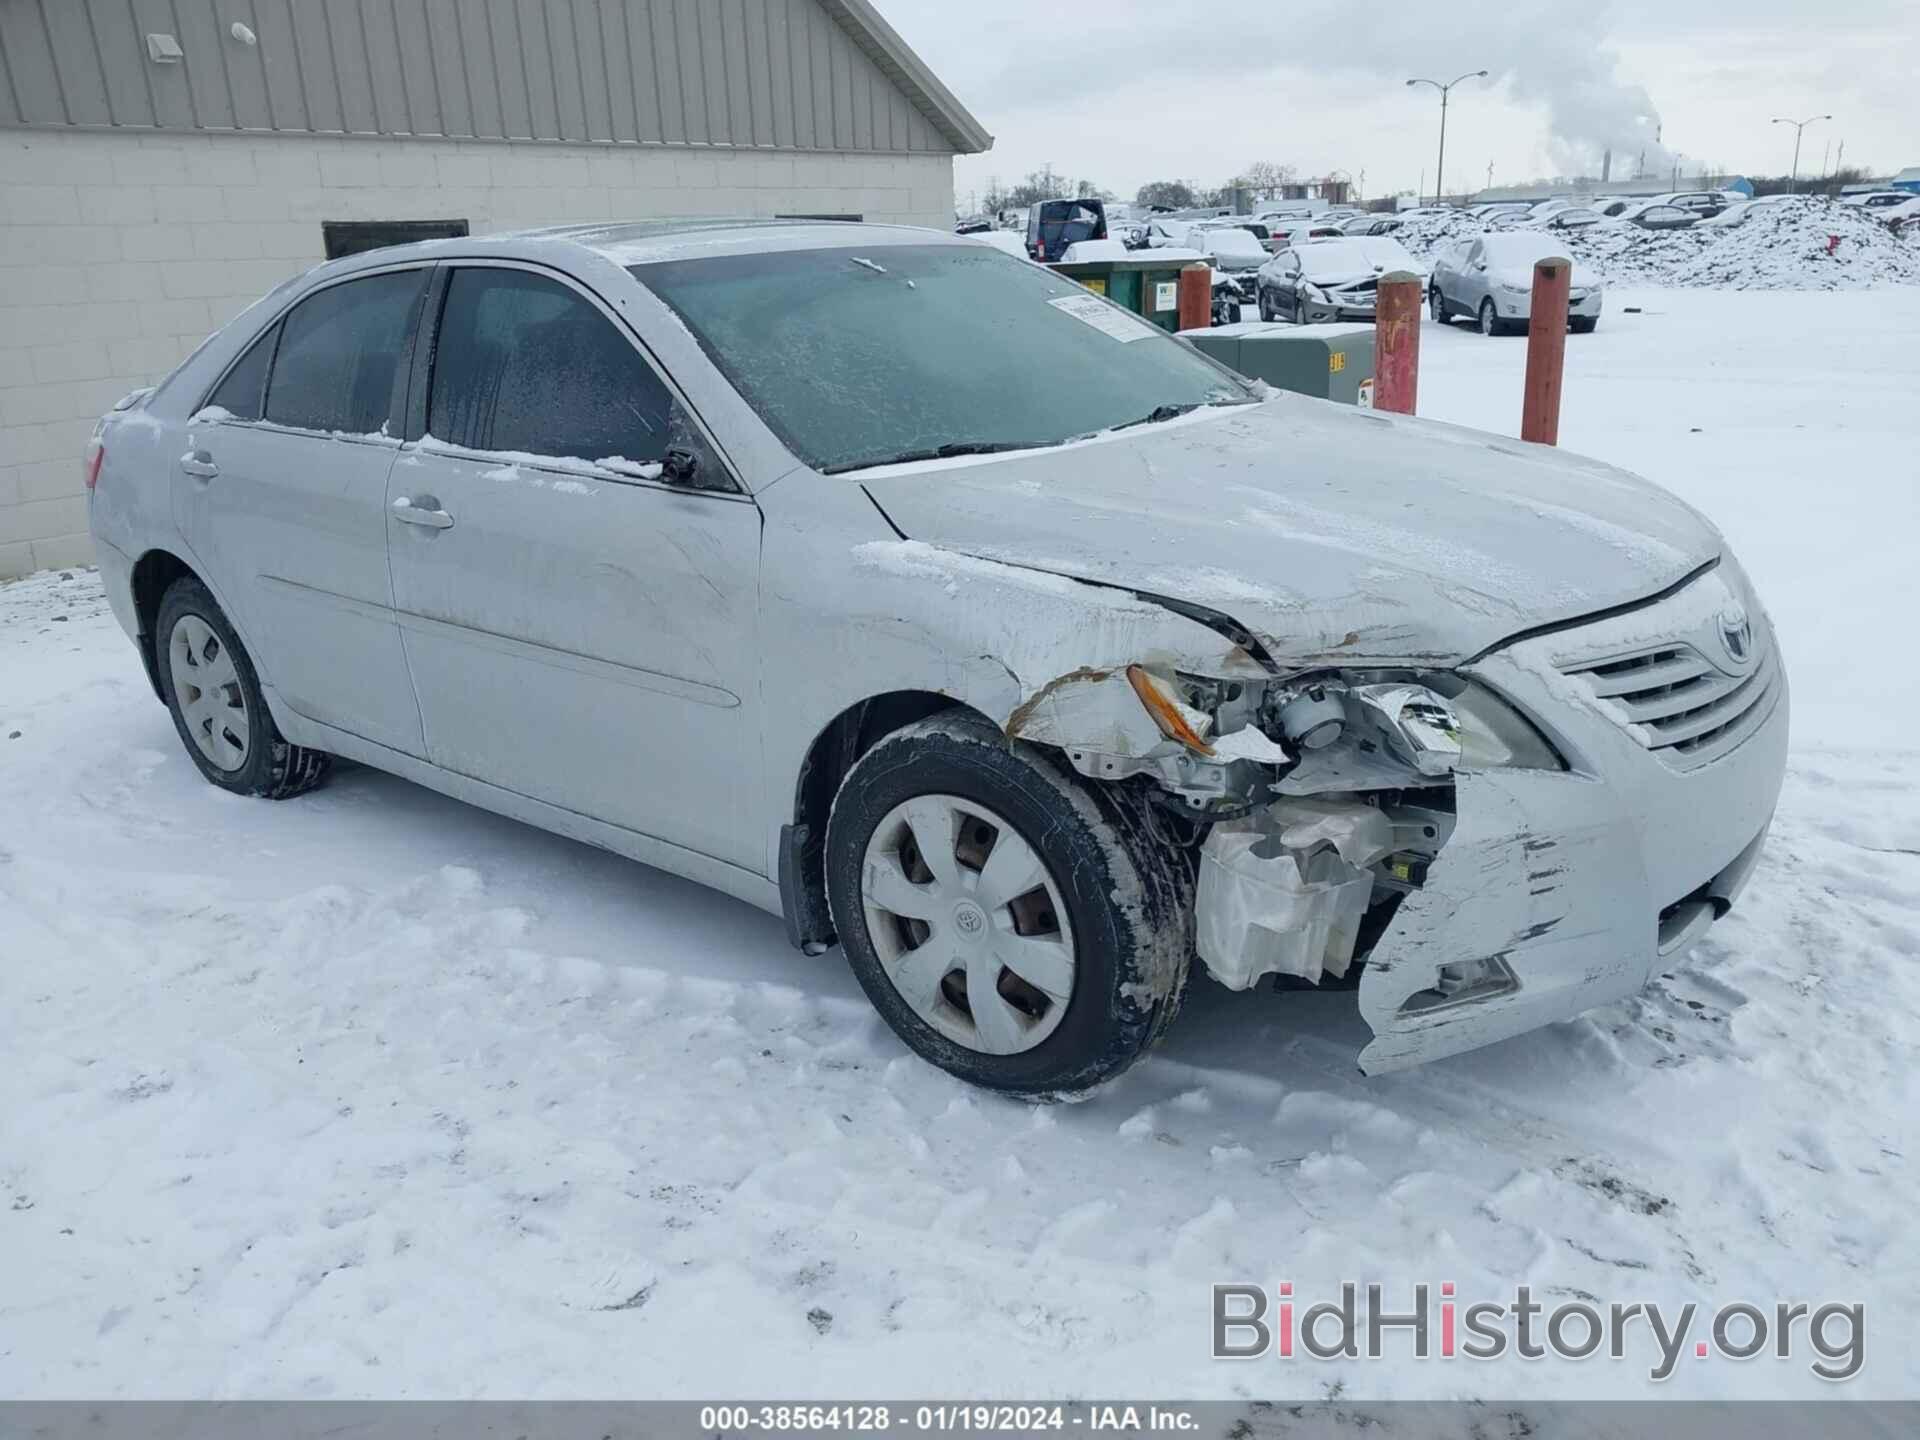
<box><xmin>3</xmin><ymin>290</ymin><xmax>1917</xmax><ymax>1401</ymax></box>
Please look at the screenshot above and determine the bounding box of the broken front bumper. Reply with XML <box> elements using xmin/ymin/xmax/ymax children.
<box><xmin>1353</xmin><ymin>580</ymin><xmax>1789</xmax><ymax>1072</ymax></box>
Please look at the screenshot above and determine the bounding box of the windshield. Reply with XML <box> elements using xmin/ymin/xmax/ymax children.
<box><xmin>632</xmin><ymin>244</ymin><xmax>1254</xmax><ymax>474</ymax></box>
<box><xmin>1352</xmin><ymin>237</ymin><xmax>1416</xmax><ymax>268</ymax></box>
<box><xmin>1297</xmin><ymin>241</ymin><xmax>1371</xmax><ymax>276</ymax></box>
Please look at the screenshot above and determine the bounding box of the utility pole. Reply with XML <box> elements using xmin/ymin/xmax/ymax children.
<box><xmin>1771</xmin><ymin>115</ymin><xmax>1831</xmax><ymax>193</ymax></box>
<box><xmin>1406</xmin><ymin>70</ymin><xmax>1489</xmax><ymax>205</ymax></box>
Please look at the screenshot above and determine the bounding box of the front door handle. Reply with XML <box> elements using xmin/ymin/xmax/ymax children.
<box><xmin>391</xmin><ymin>495</ymin><xmax>454</xmax><ymax>530</ymax></box>
<box><xmin>180</xmin><ymin>450</ymin><xmax>218</xmax><ymax>479</ymax></box>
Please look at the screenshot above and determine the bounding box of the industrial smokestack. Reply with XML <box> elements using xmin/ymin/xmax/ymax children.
<box><xmin>1602</xmin><ymin>149</ymin><xmax>1612</xmax><ymax>183</ymax></box>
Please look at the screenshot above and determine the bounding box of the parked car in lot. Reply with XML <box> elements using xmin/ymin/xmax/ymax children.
<box><xmin>1026</xmin><ymin>197</ymin><xmax>1107</xmax><ymax>261</ymax></box>
<box><xmin>1842</xmin><ymin>190</ymin><xmax>1917</xmax><ymax>209</ymax></box>
<box><xmin>1644</xmin><ymin>191</ymin><xmax>1730</xmax><ymax>218</ymax></box>
<box><xmin>88</xmin><ymin>219</ymin><xmax>1783</xmax><ymax>1094</ymax></box>
<box><xmin>1265</xmin><ymin>218</ymin><xmax>1345</xmax><ymax>250</ymax></box>
<box><xmin>1258</xmin><ymin>236</ymin><xmax>1425</xmax><ymax>322</ymax></box>
<box><xmin>1429</xmin><ymin>232</ymin><xmax>1605</xmax><ymax>334</ymax></box>
<box><xmin>1611</xmin><ymin>201</ymin><xmax>1699</xmax><ymax>231</ymax></box>
<box><xmin>1191</xmin><ymin>225</ymin><xmax>1268</xmax><ymax>306</ymax></box>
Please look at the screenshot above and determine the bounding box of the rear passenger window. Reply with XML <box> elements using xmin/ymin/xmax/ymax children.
<box><xmin>207</xmin><ymin>325</ymin><xmax>276</xmax><ymax>421</ymax></box>
<box><xmin>265</xmin><ymin>270</ymin><xmax>425</xmax><ymax>435</ymax></box>
<box><xmin>429</xmin><ymin>267</ymin><xmax>674</xmax><ymax>464</ymax></box>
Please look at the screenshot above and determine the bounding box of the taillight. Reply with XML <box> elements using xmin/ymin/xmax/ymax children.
<box><xmin>83</xmin><ymin>435</ymin><xmax>105</xmax><ymax>491</ymax></box>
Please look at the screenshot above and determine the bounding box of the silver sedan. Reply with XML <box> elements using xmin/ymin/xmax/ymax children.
<box><xmin>87</xmin><ymin>220</ymin><xmax>1784</xmax><ymax>1094</ymax></box>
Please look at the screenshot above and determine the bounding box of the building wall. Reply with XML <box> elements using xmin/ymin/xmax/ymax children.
<box><xmin>0</xmin><ymin>125</ymin><xmax>956</xmax><ymax>579</ymax></box>
<box><xmin>0</xmin><ymin>0</ymin><xmax>970</xmax><ymax>155</ymax></box>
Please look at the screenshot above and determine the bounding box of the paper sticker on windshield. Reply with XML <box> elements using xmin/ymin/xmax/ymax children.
<box><xmin>1048</xmin><ymin>292</ymin><xmax>1155</xmax><ymax>342</ymax></box>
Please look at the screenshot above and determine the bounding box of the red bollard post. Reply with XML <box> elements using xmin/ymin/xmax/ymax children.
<box><xmin>1373</xmin><ymin>271</ymin><xmax>1422</xmax><ymax>414</ymax></box>
<box><xmin>1520</xmin><ymin>257</ymin><xmax>1571</xmax><ymax>445</ymax></box>
<box><xmin>1177</xmin><ymin>263</ymin><xmax>1212</xmax><ymax>331</ymax></box>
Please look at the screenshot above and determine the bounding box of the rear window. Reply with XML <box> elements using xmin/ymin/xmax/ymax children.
<box><xmin>632</xmin><ymin>244</ymin><xmax>1252</xmax><ymax>474</ymax></box>
<box><xmin>265</xmin><ymin>270</ymin><xmax>425</xmax><ymax>435</ymax></box>
<box><xmin>207</xmin><ymin>325</ymin><xmax>277</xmax><ymax>421</ymax></box>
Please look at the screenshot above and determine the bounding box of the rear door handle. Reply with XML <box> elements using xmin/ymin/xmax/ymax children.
<box><xmin>391</xmin><ymin>495</ymin><xmax>454</xmax><ymax>530</ymax></box>
<box><xmin>180</xmin><ymin>450</ymin><xmax>218</xmax><ymax>479</ymax></box>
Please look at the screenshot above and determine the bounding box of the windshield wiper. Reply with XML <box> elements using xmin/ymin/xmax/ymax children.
<box><xmin>822</xmin><ymin>440</ymin><xmax>1047</xmax><ymax>474</ymax></box>
<box><xmin>1109</xmin><ymin>397</ymin><xmax>1251</xmax><ymax>432</ymax></box>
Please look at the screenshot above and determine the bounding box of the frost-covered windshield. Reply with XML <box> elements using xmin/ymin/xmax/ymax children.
<box><xmin>631</xmin><ymin>244</ymin><xmax>1254</xmax><ymax>474</ymax></box>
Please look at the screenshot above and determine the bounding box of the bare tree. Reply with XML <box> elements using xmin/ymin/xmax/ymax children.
<box><xmin>1135</xmin><ymin>179</ymin><xmax>1197</xmax><ymax>209</ymax></box>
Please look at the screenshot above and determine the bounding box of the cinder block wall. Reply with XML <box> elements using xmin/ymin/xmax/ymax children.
<box><xmin>0</xmin><ymin>127</ymin><xmax>955</xmax><ymax>580</ymax></box>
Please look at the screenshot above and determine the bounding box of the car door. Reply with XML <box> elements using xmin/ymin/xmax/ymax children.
<box><xmin>1457</xmin><ymin>239</ymin><xmax>1491</xmax><ymax>312</ymax></box>
<box><xmin>176</xmin><ymin>266</ymin><xmax>430</xmax><ymax>756</ymax></box>
<box><xmin>384</xmin><ymin>261</ymin><xmax>763</xmax><ymax>869</ymax></box>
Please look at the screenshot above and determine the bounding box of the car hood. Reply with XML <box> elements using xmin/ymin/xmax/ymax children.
<box><xmin>858</xmin><ymin>397</ymin><xmax>1720</xmax><ymax>669</ymax></box>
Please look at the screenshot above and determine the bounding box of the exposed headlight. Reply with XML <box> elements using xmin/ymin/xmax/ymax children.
<box><xmin>1302</xmin><ymin>282</ymin><xmax>1329</xmax><ymax>303</ymax></box>
<box><xmin>1497</xmin><ymin>280</ymin><xmax>1531</xmax><ymax>295</ymax></box>
<box><xmin>1126</xmin><ymin>664</ymin><xmax>1215</xmax><ymax>755</ymax></box>
<box><xmin>1426</xmin><ymin>676</ymin><xmax>1566</xmax><ymax>771</ymax></box>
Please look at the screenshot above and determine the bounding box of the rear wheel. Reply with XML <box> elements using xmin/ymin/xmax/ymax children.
<box><xmin>826</xmin><ymin>713</ymin><xmax>1193</xmax><ymax>1097</ymax></box>
<box><xmin>156</xmin><ymin>576</ymin><xmax>331</xmax><ymax>799</ymax></box>
<box><xmin>1429</xmin><ymin>286</ymin><xmax>1448</xmax><ymax>323</ymax></box>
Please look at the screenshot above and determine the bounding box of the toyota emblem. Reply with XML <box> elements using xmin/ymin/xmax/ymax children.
<box><xmin>1718</xmin><ymin>604</ymin><xmax>1753</xmax><ymax>665</ymax></box>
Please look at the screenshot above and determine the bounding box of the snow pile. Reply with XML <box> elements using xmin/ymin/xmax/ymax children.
<box><xmin>1398</xmin><ymin>197</ymin><xmax>1920</xmax><ymax>290</ymax></box>
<box><xmin>1659</xmin><ymin>198</ymin><xmax>1920</xmax><ymax>289</ymax></box>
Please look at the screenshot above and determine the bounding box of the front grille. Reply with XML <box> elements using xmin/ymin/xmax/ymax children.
<box><xmin>1561</xmin><ymin>639</ymin><xmax>1781</xmax><ymax>771</ymax></box>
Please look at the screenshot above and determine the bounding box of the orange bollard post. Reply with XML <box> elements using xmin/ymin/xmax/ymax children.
<box><xmin>1520</xmin><ymin>257</ymin><xmax>1571</xmax><ymax>445</ymax></box>
<box><xmin>1177</xmin><ymin>263</ymin><xmax>1213</xmax><ymax>331</ymax></box>
<box><xmin>1373</xmin><ymin>271</ymin><xmax>1422</xmax><ymax>414</ymax></box>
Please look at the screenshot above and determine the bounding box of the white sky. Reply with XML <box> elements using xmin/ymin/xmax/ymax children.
<box><xmin>879</xmin><ymin>0</ymin><xmax>1919</xmax><ymax>208</ymax></box>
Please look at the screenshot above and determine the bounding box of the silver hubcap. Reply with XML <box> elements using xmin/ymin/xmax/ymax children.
<box><xmin>169</xmin><ymin>613</ymin><xmax>250</xmax><ymax>771</ymax></box>
<box><xmin>860</xmin><ymin>794</ymin><xmax>1076</xmax><ymax>1056</ymax></box>
<box><xmin>1480</xmin><ymin>302</ymin><xmax>1495</xmax><ymax>334</ymax></box>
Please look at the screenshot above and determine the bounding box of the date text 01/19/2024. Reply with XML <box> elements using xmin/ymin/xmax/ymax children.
<box><xmin>696</xmin><ymin>1405</ymin><xmax>1201</xmax><ymax>1431</ymax></box>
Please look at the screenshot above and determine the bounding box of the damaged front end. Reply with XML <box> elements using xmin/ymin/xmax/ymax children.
<box><xmin>1010</xmin><ymin>657</ymin><xmax>1587</xmax><ymax>1062</ymax></box>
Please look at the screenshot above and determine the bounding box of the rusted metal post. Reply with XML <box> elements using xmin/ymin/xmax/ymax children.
<box><xmin>1177</xmin><ymin>263</ymin><xmax>1212</xmax><ymax>331</ymax></box>
<box><xmin>1372</xmin><ymin>271</ymin><xmax>1422</xmax><ymax>414</ymax></box>
<box><xmin>1520</xmin><ymin>257</ymin><xmax>1571</xmax><ymax>445</ymax></box>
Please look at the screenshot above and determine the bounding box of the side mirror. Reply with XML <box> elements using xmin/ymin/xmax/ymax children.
<box><xmin>662</xmin><ymin>446</ymin><xmax>700</xmax><ymax>485</ymax></box>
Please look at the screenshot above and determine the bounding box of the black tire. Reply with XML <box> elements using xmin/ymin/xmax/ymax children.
<box><xmin>1258</xmin><ymin>291</ymin><xmax>1276</xmax><ymax>323</ymax></box>
<box><xmin>1570</xmin><ymin>315</ymin><xmax>1599</xmax><ymax>334</ymax></box>
<box><xmin>1429</xmin><ymin>286</ymin><xmax>1448</xmax><ymax>324</ymax></box>
<box><xmin>155</xmin><ymin>576</ymin><xmax>332</xmax><ymax>800</ymax></box>
<box><xmin>826</xmin><ymin>712</ymin><xmax>1194</xmax><ymax>1097</ymax></box>
<box><xmin>1478</xmin><ymin>298</ymin><xmax>1504</xmax><ymax>336</ymax></box>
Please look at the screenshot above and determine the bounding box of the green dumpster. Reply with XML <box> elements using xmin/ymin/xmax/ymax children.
<box><xmin>1049</xmin><ymin>256</ymin><xmax>1194</xmax><ymax>332</ymax></box>
<box><xmin>1179</xmin><ymin>321</ymin><xmax>1377</xmax><ymax>405</ymax></box>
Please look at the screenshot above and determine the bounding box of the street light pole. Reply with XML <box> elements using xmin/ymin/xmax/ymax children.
<box><xmin>1407</xmin><ymin>70</ymin><xmax>1489</xmax><ymax>206</ymax></box>
<box><xmin>1771</xmin><ymin>114</ymin><xmax>1831</xmax><ymax>193</ymax></box>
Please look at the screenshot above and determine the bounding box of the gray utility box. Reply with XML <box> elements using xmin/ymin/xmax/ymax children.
<box><xmin>1178</xmin><ymin>321</ymin><xmax>1376</xmax><ymax>405</ymax></box>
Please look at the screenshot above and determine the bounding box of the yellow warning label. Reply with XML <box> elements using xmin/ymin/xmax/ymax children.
<box><xmin>1081</xmin><ymin>277</ymin><xmax>1108</xmax><ymax>296</ymax></box>
<box><xmin>1329</xmin><ymin>351</ymin><xmax>1347</xmax><ymax>373</ymax></box>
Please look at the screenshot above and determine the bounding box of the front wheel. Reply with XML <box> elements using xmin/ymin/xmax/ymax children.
<box><xmin>1570</xmin><ymin>315</ymin><xmax>1599</xmax><ymax>333</ymax></box>
<box><xmin>156</xmin><ymin>576</ymin><xmax>331</xmax><ymax>799</ymax></box>
<box><xmin>1258</xmin><ymin>292</ymin><xmax>1276</xmax><ymax>322</ymax></box>
<box><xmin>826</xmin><ymin>713</ymin><xmax>1193</xmax><ymax>1096</ymax></box>
<box><xmin>1478</xmin><ymin>298</ymin><xmax>1505</xmax><ymax>336</ymax></box>
<box><xmin>1429</xmin><ymin>287</ymin><xmax>1448</xmax><ymax>324</ymax></box>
